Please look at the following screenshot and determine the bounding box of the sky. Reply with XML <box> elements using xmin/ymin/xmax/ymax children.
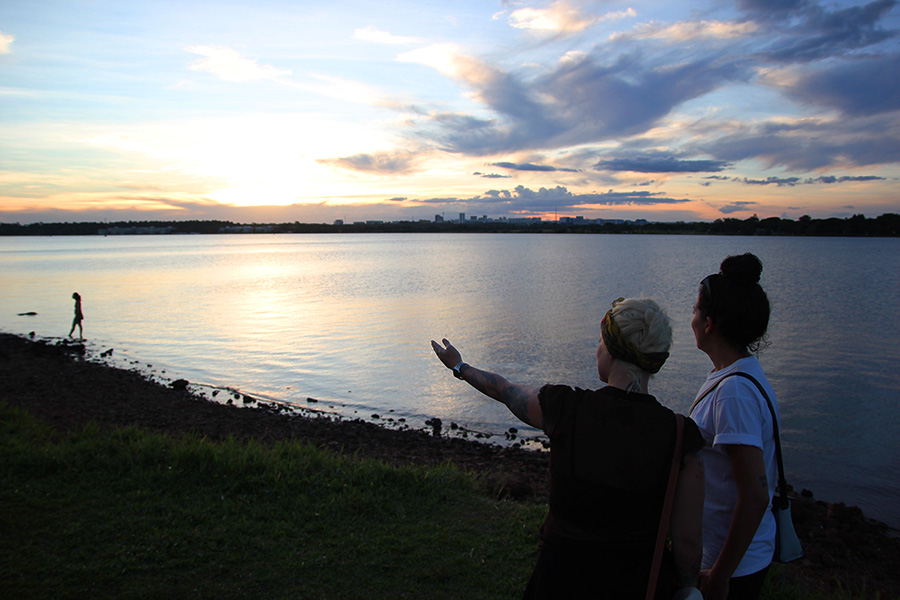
<box><xmin>1</xmin><ymin>0</ymin><xmax>899</xmax><ymax>224</ymax></box>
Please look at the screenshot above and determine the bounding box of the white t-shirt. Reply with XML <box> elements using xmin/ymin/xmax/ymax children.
<box><xmin>690</xmin><ymin>356</ymin><xmax>779</xmax><ymax>577</ymax></box>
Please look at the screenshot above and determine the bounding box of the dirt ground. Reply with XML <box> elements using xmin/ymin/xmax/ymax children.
<box><xmin>2</xmin><ymin>333</ymin><xmax>898</xmax><ymax>598</ymax></box>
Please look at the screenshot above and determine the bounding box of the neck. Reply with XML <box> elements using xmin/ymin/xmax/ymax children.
<box><xmin>707</xmin><ymin>344</ymin><xmax>751</xmax><ymax>372</ymax></box>
<box><xmin>606</xmin><ymin>364</ymin><xmax>649</xmax><ymax>394</ymax></box>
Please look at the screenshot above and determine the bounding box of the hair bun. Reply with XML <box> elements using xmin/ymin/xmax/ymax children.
<box><xmin>720</xmin><ymin>253</ymin><xmax>763</xmax><ymax>284</ymax></box>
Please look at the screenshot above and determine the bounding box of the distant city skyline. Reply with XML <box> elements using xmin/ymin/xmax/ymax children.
<box><xmin>2</xmin><ymin>0</ymin><xmax>899</xmax><ymax>225</ymax></box>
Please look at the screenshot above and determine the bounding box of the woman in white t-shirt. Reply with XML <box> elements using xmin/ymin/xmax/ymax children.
<box><xmin>690</xmin><ymin>253</ymin><xmax>779</xmax><ymax>600</ymax></box>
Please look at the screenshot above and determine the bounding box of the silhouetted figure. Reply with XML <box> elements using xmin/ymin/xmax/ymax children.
<box><xmin>68</xmin><ymin>292</ymin><xmax>83</xmax><ymax>340</ymax></box>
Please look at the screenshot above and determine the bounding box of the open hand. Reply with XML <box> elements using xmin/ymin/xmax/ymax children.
<box><xmin>430</xmin><ymin>338</ymin><xmax>462</xmax><ymax>370</ymax></box>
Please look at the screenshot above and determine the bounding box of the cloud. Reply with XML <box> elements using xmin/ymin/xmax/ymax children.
<box><xmin>395</xmin><ymin>0</ymin><xmax>897</xmax><ymax>179</ymax></box>
<box><xmin>594</xmin><ymin>155</ymin><xmax>731</xmax><ymax>173</ymax></box>
<box><xmin>491</xmin><ymin>161</ymin><xmax>579</xmax><ymax>172</ymax></box>
<box><xmin>412</xmin><ymin>50</ymin><xmax>749</xmax><ymax>155</ymax></box>
<box><xmin>612</xmin><ymin>20</ymin><xmax>758</xmax><ymax>43</ymax></box>
<box><xmin>719</xmin><ymin>201</ymin><xmax>759</xmax><ymax>214</ymax></box>
<box><xmin>354</xmin><ymin>26</ymin><xmax>422</xmax><ymax>45</ymax></box>
<box><xmin>810</xmin><ymin>175</ymin><xmax>885</xmax><ymax>183</ymax></box>
<box><xmin>737</xmin><ymin>0</ymin><xmax>811</xmax><ymax>14</ymax></box>
<box><xmin>704</xmin><ymin>173</ymin><xmax>886</xmax><ymax>186</ymax></box>
<box><xmin>769</xmin><ymin>54</ymin><xmax>900</xmax><ymax>117</ymax></box>
<box><xmin>0</xmin><ymin>31</ymin><xmax>13</xmax><ymax>54</ymax></box>
<box><xmin>473</xmin><ymin>172</ymin><xmax>513</xmax><ymax>178</ymax></box>
<box><xmin>742</xmin><ymin>176</ymin><xmax>802</xmax><ymax>186</ymax></box>
<box><xmin>413</xmin><ymin>184</ymin><xmax>691</xmax><ymax>214</ymax></box>
<box><xmin>693</xmin><ymin>113</ymin><xmax>900</xmax><ymax>170</ymax></box>
<box><xmin>743</xmin><ymin>0</ymin><xmax>897</xmax><ymax>63</ymax></box>
<box><xmin>318</xmin><ymin>151</ymin><xmax>422</xmax><ymax>175</ymax></box>
<box><xmin>508</xmin><ymin>1</ymin><xmax>626</xmax><ymax>35</ymax></box>
<box><xmin>186</xmin><ymin>45</ymin><xmax>291</xmax><ymax>83</ymax></box>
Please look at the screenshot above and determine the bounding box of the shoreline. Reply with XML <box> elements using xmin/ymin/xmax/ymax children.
<box><xmin>2</xmin><ymin>333</ymin><xmax>899</xmax><ymax>598</ymax></box>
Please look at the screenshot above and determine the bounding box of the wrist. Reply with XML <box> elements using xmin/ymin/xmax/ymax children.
<box><xmin>452</xmin><ymin>361</ymin><xmax>468</xmax><ymax>379</ymax></box>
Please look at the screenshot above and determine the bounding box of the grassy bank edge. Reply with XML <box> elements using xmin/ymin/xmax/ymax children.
<box><xmin>0</xmin><ymin>403</ymin><xmax>874</xmax><ymax>599</ymax></box>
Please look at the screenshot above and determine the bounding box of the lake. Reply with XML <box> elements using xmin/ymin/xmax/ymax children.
<box><xmin>1</xmin><ymin>233</ymin><xmax>898</xmax><ymax>528</ymax></box>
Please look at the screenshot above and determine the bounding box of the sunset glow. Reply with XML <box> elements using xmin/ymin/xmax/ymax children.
<box><xmin>1</xmin><ymin>0</ymin><xmax>898</xmax><ymax>224</ymax></box>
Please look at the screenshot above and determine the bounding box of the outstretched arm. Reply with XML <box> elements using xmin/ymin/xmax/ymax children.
<box><xmin>430</xmin><ymin>338</ymin><xmax>543</xmax><ymax>429</ymax></box>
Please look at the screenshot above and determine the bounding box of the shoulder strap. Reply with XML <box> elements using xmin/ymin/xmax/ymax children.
<box><xmin>730</xmin><ymin>373</ymin><xmax>790</xmax><ymax>508</ymax></box>
<box><xmin>646</xmin><ymin>414</ymin><xmax>685</xmax><ymax>600</ymax></box>
<box><xmin>689</xmin><ymin>376</ymin><xmax>725</xmax><ymax>415</ymax></box>
<box><xmin>691</xmin><ymin>372</ymin><xmax>790</xmax><ymax>508</ymax></box>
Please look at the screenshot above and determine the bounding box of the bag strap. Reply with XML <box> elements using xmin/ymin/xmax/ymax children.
<box><xmin>646</xmin><ymin>413</ymin><xmax>685</xmax><ymax>600</ymax></box>
<box><xmin>690</xmin><ymin>372</ymin><xmax>790</xmax><ymax>508</ymax></box>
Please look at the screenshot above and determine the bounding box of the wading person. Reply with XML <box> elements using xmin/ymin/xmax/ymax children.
<box><xmin>690</xmin><ymin>253</ymin><xmax>779</xmax><ymax>600</ymax></box>
<box><xmin>68</xmin><ymin>292</ymin><xmax>83</xmax><ymax>340</ymax></box>
<box><xmin>431</xmin><ymin>297</ymin><xmax>705</xmax><ymax>599</ymax></box>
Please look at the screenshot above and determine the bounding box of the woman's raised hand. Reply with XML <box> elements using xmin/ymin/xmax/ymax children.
<box><xmin>430</xmin><ymin>338</ymin><xmax>462</xmax><ymax>370</ymax></box>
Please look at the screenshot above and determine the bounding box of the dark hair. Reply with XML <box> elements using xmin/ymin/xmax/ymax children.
<box><xmin>698</xmin><ymin>253</ymin><xmax>770</xmax><ymax>353</ymax></box>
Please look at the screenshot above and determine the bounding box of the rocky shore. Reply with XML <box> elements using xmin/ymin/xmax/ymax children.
<box><xmin>2</xmin><ymin>333</ymin><xmax>898</xmax><ymax>598</ymax></box>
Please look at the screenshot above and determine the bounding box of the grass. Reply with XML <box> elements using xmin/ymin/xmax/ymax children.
<box><xmin>0</xmin><ymin>404</ymin><xmax>543</xmax><ymax>599</ymax></box>
<box><xmin>0</xmin><ymin>403</ymin><xmax>880</xmax><ymax>599</ymax></box>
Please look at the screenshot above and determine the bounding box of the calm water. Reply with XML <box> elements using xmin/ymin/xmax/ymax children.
<box><xmin>2</xmin><ymin>233</ymin><xmax>899</xmax><ymax>528</ymax></box>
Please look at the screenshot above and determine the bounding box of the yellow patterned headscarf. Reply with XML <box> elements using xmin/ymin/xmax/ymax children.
<box><xmin>601</xmin><ymin>298</ymin><xmax>670</xmax><ymax>374</ymax></box>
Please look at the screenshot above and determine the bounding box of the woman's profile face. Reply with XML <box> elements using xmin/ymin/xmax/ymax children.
<box><xmin>691</xmin><ymin>291</ymin><xmax>707</xmax><ymax>349</ymax></box>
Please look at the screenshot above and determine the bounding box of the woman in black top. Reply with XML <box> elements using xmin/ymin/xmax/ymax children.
<box><xmin>432</xmin><ymin>297</ymin><xmax>705</xmax><ymax>599</ymax></box>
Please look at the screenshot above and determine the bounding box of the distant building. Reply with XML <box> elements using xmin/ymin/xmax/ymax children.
<box><xmin>99</xmin><ymin>225</ymin><xmax>175</xmax><ymax>235</ymax></box>
<box><xmin>434</xmin><ymin>214</ymin><xmax>444</xmax><ymax>223</ymax></box>
<box><xmin>217</xmin><ymin>225</ymin><xmax>275</xmax><ymax>233</ymax></box>
<box><xmin>459</xmin><ymin>213</ymin><xmax>466</xmax><ymax>223</ymax></box>
<box><xmin>333</xmin><ymin>219</ymin><xmax>344</xmax><ymax>226</ymax></box>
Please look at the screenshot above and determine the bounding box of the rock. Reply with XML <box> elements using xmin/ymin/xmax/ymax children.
<box><xmin>425</xmin><ymin>417</ymin><xmax>442</xmax><ymax>436</ymax></box>
<box><xmin>170</xmin><ymin>379</ymin><xmax>189</xmax><ymax>390</ymax></box>
<box><xmin>63</xmin><ymin>343</ymin><xmax>85</xmax><ymax>355</ymax></box>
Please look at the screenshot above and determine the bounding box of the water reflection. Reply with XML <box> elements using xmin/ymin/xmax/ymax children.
<box><xmin>1</xmin><ymin>233</ymin><xmax>898</xmax><ymax>527</ymax></box>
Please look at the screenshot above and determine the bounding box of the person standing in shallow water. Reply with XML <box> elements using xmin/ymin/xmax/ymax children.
<box><xmin>68</xmin><ymin>292</ymin><xmax>83</xmax><ymax>339</ymax></box>
<box><xmin>690</xmin><ymin>253</ymin><xmax>780</xmax><ymax>600</ymax></box>
<box><xmin>432</xmin><ymin>297</ymin><xmax>705</xmax><ymax>599</ymax></box>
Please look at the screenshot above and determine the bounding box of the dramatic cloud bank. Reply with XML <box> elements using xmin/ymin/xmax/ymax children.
<box><xmin>1</xmin><ymin>0</ymin><xmax>897</xmax><ymax>223</ymax></box>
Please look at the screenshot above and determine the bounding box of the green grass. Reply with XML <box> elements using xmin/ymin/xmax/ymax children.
<box><xmin>0</xmin><ymin>404</ymin><xmax>543</xmax><ymax>599</ymax></box>
<box><xmin>763</xmin><ymin>564</ymin><xmax>884</xmax><ymax>600</ymax></box>
<box><xmin>0</xmin><ymin>403</ymin><xmax>879</xmax><ymax>599</ymax></box>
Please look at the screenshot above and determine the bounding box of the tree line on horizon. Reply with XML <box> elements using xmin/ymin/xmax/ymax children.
<box><xmin>1</xmin><ymin>213</ymin><xmax>898</xmax><ymax>237</ymax></box>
